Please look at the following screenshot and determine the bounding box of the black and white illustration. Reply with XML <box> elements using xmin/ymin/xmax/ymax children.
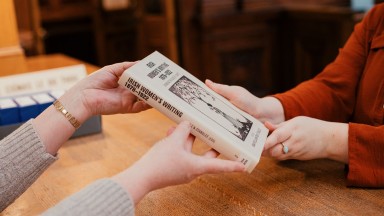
<box><xmin>169</xmin><ymin>76</ymin><xmax>253</xmax><ymax>141</ymax></box>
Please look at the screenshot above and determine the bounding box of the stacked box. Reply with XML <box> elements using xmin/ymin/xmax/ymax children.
<box><xmin>49</xmin><ymin>90</ymin><xmax>65</xmax><ymax>100</ymax></box>
<box><xmin>0</xmin><ymin>98</ymin><xmax>20</xmax><ymax>126</ymax></box>
<box><xmin>14</xmin><ymin>96</ymin><xmax>40</xmax><ymax>122</ymax></box>
<box><xmin>31</xmin><ymin>93</ymin><xmax>55</xmax><ymax>112</ymax></box>
<box><xmin>0</xmin><ymin>91</ymin><xmax>102</xmax><ymax>140</ymax></box>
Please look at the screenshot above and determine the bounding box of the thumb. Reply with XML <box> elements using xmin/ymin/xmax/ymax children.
<box><xmin>205</xmin><ymin>79</ymin><xmax>233</xmax><ymax>99</ymax></box>
<box><xmin>265</xmin><ymin>121</ymin><xmax>278</xmax><ymax>132</ymax></box>
<box><xmin>106</xmin><ymin>61</ymin><xmax>136</xmax><ymax>77</ymax></box>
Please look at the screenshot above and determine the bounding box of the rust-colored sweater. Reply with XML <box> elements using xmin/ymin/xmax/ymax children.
<box><xmin>274</xmin><ymin>4</ymin><xmax>384</xmax><ymax>187</ymax></box>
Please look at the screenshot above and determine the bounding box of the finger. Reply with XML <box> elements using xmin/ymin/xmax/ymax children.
<box><xmin>261</xmin><ymin>149</ymin><xmax>270</xmax><ymax>157</ymax></box>
<box><xmin>185</xmin><ymin>133</ymin><xmax>196</xmax><ymax>152</ymax></box>
<box><xmin>199</xmin><ymin>158</ymin><xmax>246</xmax><ymax>174</ymax></box>
<box><xmin>203</xmin><ymin>149</ymin><xmax>220</xmax><ymax>158</ymax></box>
<box><xmin>269</xmin><ymin>142</ymin><xmax>291</xmax><ymax>160</ymax></box>
<box><xmin>130</xmin><ymin>101</ymin><xmax>152</xmax><ymax>113</ymax></box>
<box><xmin>205</xmin><ymin>79</ymin><xmax>233</xmax><ymax>99</ymax></box>
<box><xmin>269</xmin><ymin>143</ymin><xmax>284</xmax><ymax>157</ymax></box>
<box><xmin>264</xmin><ymin>126</ymin><xmax>290</xmax><ymax>151</ymax></box>
<box><xmin>166</xmin><ymin>126</ymin><xmax>176</xmax><ymax>136</ymax></box>
<box><xmin>167</xmin><ymin>121</ymin><xmax>192</xmax><ymax>143</ymax></box>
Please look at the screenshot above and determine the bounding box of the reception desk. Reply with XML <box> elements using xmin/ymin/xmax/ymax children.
<box><xmin>2</xmin><ymin>54</ymin><xmax>383</xmax><ymax>216</ymax></box>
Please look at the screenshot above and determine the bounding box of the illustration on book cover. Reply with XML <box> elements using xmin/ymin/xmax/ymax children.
<box><xmin>169</xmin><ymin>76</ymin><xmax>253</xmax><ymax>141</ymax></box>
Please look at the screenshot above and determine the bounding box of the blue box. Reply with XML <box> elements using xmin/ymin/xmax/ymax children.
<box><xmin>49</xmin><ymin>90</ymin><xmax>65</xmax><ymax>100</ymax></box>
<box><xmin>0</xmin><ymin>98</ymin><xmax>20</xmax><ymax>125</ymax></box>
<box><xmin>0</xmin><ymin>91</ymin><xmax>102</xmax><ymax>140</ymax></box>
<box><xmin>14</xmin><ymin>96</ymin><xmax>40</xmax><ymax>122</ymax></box>
<box><xmin>31</xmin><ymin>93</ymin><xmax>55</xmax><ymax>112</ymax></box>
<box><xmin>0</xmin><ymin>116</ymin><xmax>102</xmax><ymax>140</ymax></box>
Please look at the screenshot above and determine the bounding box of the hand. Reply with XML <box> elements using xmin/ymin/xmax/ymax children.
<box><xmin>205</xmin><ymin>79</ymin><xmax>285</xmax><ymax>124</ymax></box>
<box><xmin>263</xmin><ymin>116</ymin><xmax>348</xmax><ymax>163</ymax></box>
<box><xmin>60</xmin><ymin>62</ymin><xmax>151</xmax><ymax>123</ymax></box>
<box><xmin>112</xmin><ymin>121</ymin><xmax>246</xmax><ymax>204</ymax></box>
<box><xmin>35</xmin><ymin>62</ymin><xmax>151</xmax><ymax>155</ymax></box>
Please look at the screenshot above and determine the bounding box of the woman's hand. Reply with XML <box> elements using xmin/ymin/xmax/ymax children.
<box><xmin>263</xmin><ymin>116</ymin><xmax>348</xmax><ymax>163</ymax></box>
<box><xmin>205</xmin><ymin>79</ymin><xmax>285</xmax><ymax>124</ymax></box>
<box><xmin>35</xmin><ymin>62</ymin><xmax>151</xmax><ymax>155</ymax></box>
<box><xmin>112</xmin><ymin>121</ymin><xmax>246</xmax><ymax>204</ymax></box>
<box><xmin>60</xmin><ymin>62</ymin><xmax>151</xmax><ymax>122</ymax></box>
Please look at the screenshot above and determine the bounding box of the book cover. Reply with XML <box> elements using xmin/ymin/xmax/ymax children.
<box><xmin>118</xmin><ymin>51</ymin><xmax>268</xmax><ymax>173</ymax></box>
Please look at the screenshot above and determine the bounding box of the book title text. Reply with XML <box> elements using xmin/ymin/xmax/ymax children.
<box><xmin>125</xmin><ymin>77</ymin><xmax>184</xmax><ymax>118</ymax></box>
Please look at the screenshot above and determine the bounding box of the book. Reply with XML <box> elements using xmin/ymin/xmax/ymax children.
<box><xmin>118</xmin><ymin>51</ymin><xmax>268</xmax><ymax>173</ymax></box>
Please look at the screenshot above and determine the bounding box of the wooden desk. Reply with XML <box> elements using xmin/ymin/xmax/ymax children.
<box><xmin>2</xmin><ymin>55</ymin><xmax>384</xmax><ymax>216</ymax></box>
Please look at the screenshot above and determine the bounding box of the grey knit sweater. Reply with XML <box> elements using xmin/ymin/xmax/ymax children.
<box><xmin>0</xmin><ymin>120</ymin><xmax>135</xmax><ymax>215</ymax></box>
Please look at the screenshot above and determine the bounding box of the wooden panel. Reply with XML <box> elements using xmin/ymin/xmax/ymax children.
<box><xmin>37</xmin><ymin>0</ymin><xmax>97</xmax><ymax>64</ymax></box>
<box><xmin>243</xmin><ymin>0</ymin><xmax>280</xmax><ymax>11</ymax></box>
<box><xmin>199</xmin><ymin>13</ymin><xmax>279</xmax><ymax>95</ymax></box>
<box><xmin>0</xmin><ymin>0</ymin><xmax>26</xmax><ymax>75</ymax></box>
<box><xmin>39</xmin><ymin>0</ymin><xmax>94</xmax><ymax>22</ymax></box>
<box><xmin>177</xmin><ymin>0</ymin><xmax>356</xmax><ymax>94</ymax></box>
<box><xmin>200</xmin><ymin>0</ymin><xmax>238</xmax><ymax>14</ymax></box>
<box><xmin>0</xmin><ymin>0</ymin><xmax>22</xmax><ymax>49</ymax></box>
<box><xmin>277</xmin><ymin>6</ymin><xmax>354</xmax><ymax>91</ymax></box>
<box><xmin>92</xmin><ymin>1</ymin><xmax>138</xmax><ymax>65</ymax></box>
<box><xmin>14</xmin><ymin>0</ymin><xmax>45</xmax><ymax>56</ymax></box>
<box><xmin>177</xmin><ymin>1</ymin><xmax>281</xmax><ymax>95</ymax></box>
<box><xmin>137</xmin><ymin>0</ymin><xmax>179</xmax><ymax>62</ymax></box>
<box><xmin>175</xmin><ymin>0</ymin><xmax>204</xmax><ymax>79</ymax></box>
<box><xmin>279</xmin><ymin>0</ymin><xmax>350</xmax><ymax>6</ymax></box>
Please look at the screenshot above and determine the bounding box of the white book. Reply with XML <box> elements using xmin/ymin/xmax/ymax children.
<box><xmin>118</xmin><ymin>51</ymin><xmax>268</xmax><ymax>173</ymax></box>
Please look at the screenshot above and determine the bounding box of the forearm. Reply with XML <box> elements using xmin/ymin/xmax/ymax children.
<box><xmin>42</xmin><ymin>179</ymin><xmax>135</xmax><ymax>216</ymax></box>
<box><xmin>34</xmin><ymin>87</ymin><xmax>90</xmax><ymax>155</ymax></box>
<box><xmin>111</xmin><ymin>164</ymin><xmax>152</xmax><ymax>206</ymax></box>
<box><xmin>0</xmin><ymin>121</ymin><xmax>57</xmax><ymax>211</ymax></box>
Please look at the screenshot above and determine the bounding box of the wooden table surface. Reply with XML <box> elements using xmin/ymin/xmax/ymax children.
<box><xmin>2</xmin><ymin>54</ymin><xmax>384</xmax><ymax>216</ymax></box>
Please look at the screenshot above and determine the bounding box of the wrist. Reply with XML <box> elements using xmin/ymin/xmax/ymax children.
<box><xmin>34</xmin><ymin>93</ymin><xmax>89</xmax><ymax>155</ymax></box>
<box><xmin>325</xmin><ymin>122</ymin><xmax>349</xmax><ymax>163</ymax></box>
<box><xmin>257</xmin><ymin>97</ymin><xmax>285</xmax><ymax>124</ymax></box>
<box><xmin>58</xmin><ymin>88</ymin><xmax>91</xmax><ymax>125</ymax></box>
<box><xmin>111</xmin><ymin>163</ymin><xmax>154</xmax><ymax>205</ymax></box>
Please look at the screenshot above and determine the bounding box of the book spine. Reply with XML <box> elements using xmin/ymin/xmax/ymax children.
<box><xmin>119</xmin><ymin>75</ymin><xmax>256</xmax><ymax>173</ymax></box>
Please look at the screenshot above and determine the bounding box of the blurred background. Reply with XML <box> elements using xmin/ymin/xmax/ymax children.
<box><xmin>14</xmin><ymin>0</ymin><xmax>380</xmax><ymax>96</ymax></box>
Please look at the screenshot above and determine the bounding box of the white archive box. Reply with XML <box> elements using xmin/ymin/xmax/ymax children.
<box><xmin>0</xmin><ymin>65</ymin><xmax>102</xmax><ymax>139</ymax></box>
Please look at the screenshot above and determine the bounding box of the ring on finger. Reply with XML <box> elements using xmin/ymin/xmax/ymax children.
<box><xmin>280</xmin><ymin>143</ymin><xmax>289</xmax><ymax>154</ymax></box>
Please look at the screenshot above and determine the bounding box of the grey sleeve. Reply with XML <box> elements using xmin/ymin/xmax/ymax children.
<box><xmin>1</xmin><ymin>120</ymin><xmax>135</xmax><ymax>215</ymax></box>
<box><xmin>0</xmin><ymin>120</ymin><xmax>57</xmax><ymax>211</ymax></box>
<box><xmin>42</xmin><ymin>179</ymin><xmax>135</xmax><ymax>216</ymax></box>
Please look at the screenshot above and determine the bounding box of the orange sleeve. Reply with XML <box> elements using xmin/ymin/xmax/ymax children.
<box><xmin>347</xmin><ymin>124</ymin><xmax>384</xmax><ymax>187</ymax></box>
<box><xmin>273</xmin><ymin>17</ymin><xmax>367</xmax><ymax>122</ymax></box>
<box><xmin>274</xmin><ymin>4</ymin><xmax>384</xmax><ymax>187</ymax></box>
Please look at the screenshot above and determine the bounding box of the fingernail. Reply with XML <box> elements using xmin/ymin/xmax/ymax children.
<box><xmin>206</xmin><ymin>79</ymin><xmax>213</xmax><ymax>85</ymax></box>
